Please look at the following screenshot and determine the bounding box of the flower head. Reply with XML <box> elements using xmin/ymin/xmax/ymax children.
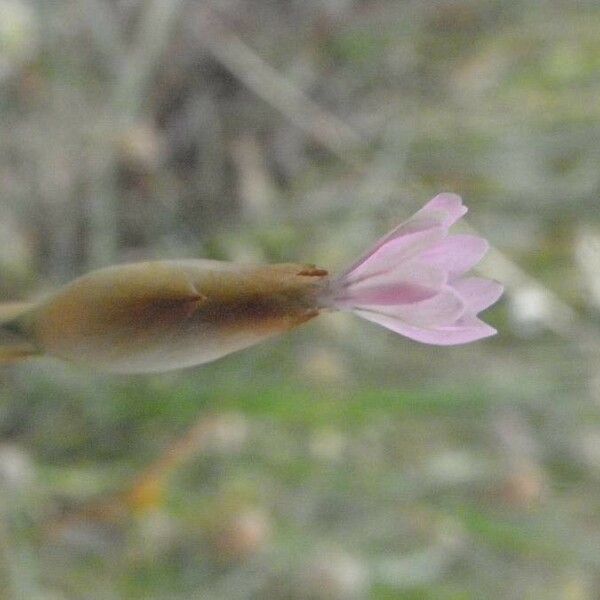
<box><xmin>329</xmin><ymin>194</ymin><xmax>502</xmax><ymax>345</ymax></box>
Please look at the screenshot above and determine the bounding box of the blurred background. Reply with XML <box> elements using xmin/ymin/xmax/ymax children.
<box><xmin>0</xmin><ymin>0</ymin><xmax>599</xmax><ymax>598</ymax></box>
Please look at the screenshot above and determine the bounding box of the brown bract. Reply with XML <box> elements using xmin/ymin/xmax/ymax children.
<box><xmin>16</xmin><ymin>260</ymin><xmax>328</xmax><ymax>373</ymax></box>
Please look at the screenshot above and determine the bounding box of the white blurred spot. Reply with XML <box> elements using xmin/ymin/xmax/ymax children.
<box><xmin>206</xmin><ymin>413</ymin><xmax>249</xmax><ymax>455</ymax></box>
<box><xmin>309</xmin><ymin>427</ymin><xmax>346</xmax><ymax>462</ymax></box>
<box><xmin>425</xmin><ymin>450</ymin><xmax>486</xmax><ymax>485</ymax></box>
<box><xmin>0</xmin><ymin>444</ymin><xmax>33</xmax><ymax>491</ymax></box>
<box><xmin>214</xmin><ymin>508</ymin><xmax>271</xmax><ymax>560</ymax></box>
<box><xmin>575</xmin><ymin>226</ymin><xmax>600</xmax><ymax>312</ymax></box>
<box><xmin>509</xmin><ymin>285</ymin><xmax>554</xmax><ymax>337</ymax></box>
<box><xmin>305</xmin><ymin>549</ymin><xmax>369</xmax><ymax>600</ymax></box>
<box><xmin>0</xmin><ymin>0</ymin><xmax>36</xmax><ymax>77</ymax></box>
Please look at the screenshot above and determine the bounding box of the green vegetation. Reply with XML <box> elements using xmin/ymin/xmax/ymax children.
<box><xmin>0</xmin><ymin>1</ymin><xmax>599</xmax><ymax>598</ymax></box>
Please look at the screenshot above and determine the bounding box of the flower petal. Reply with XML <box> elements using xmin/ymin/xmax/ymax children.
<box><xmin>340</xmin><ymin>195</ymin><xmax>468</xmax><ymax>281</ymax></box>
<box><xmin>342</xmin><ymin>226</ymin><xmax>444</xmax><ymax>282</ymax></box>
<box><xmin>334</xmin><ymin>282</ymin><xmax>438</xmax><ymax>308</ymax></box>
<box><xmin>414</xmin><ymin>193</ymin><xmax>467</xmax><ymax>228</ymax></box>
<box><xmin>354</xmin><ymin>311</ymin><xmax>497</xmax><ymax>345</ymax></box>
<box><xmin>452</xmin><ymin>277</ymin><xmax>504</xmax><ymax>314</ymax></box>
<box><xmin>357</xmin><ymin>288</ymin><xmax>465</xmax><ymax>328</ymax></box>
<box><xmin>336</xmin><ymin>262</ymin><xmax>446</xmax><ymax>308</ymax></box>
<box><xmin>418</xmin><ymin>235</ymin><xmax>489</xmax><ymax>278</ymax></box>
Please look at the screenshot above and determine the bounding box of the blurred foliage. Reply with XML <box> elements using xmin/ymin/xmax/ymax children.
<box><xmin>1</xmin><ymin>0</ymin><xmax>600</xmax><ymax>599</ymax></box>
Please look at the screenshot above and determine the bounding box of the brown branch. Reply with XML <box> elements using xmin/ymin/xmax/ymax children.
<box><xmin>195</xmin><ymin>7</ymin><xmax>364</xmax><ymax>168</ymax></box>
<box><xmin>86</xmin><ymin>0</ymin><xmax>186</xmax><ymax>267</ymax></box>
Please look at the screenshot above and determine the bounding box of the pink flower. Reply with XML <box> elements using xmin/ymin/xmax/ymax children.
<box><xmin>327</xmin><ymin>194</ymin><xmax>503</xmax><ymax>345</ymax></box>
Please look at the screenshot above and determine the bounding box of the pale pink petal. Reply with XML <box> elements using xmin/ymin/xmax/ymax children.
<box><xmin>327</xmin><ymin>193</ymin><xmax>500</xmax><ymax>346</ymax></box>
<box><xmin>452</xmin><ymin>277</ymin><xmax>504</xmax><ymax>314</ymax></box>
<box><xmin>333</xmin><ymin>282</ymin><xmax>437</xmax><ymax>308</ymax></box>
<box><xmin>345</xmin><ymin>261</ymin><xmax>446</xmax><ymax>294</ymax></box>
<box><xmin>357</xmin><ymin>288</ymin><xmax>465</xmax><ymax>328</ymax></box>
<box><xmin>335</xmin><ymin>262</ymin><xmax>446</xmax><ymax>308</ymax></box>
<box><xmin>342</xmin><ymin>197</ymin><xmax>469</xmax><ymax>282</ymax></box>
<box><xmin>390</xmin><ymin>260</ymin><xmax>447</xmax><ymax>288</ymax></box>
<box><xmin>413</xmin><ymin>193</ymin><xmax>467</xmax><ymax>228</ymax></box>
<box><xmin>418</xmin><ymin>235</ymin><xmax>489</xmax><ymax>278</ymax></box>
<box><xmin>342</xmin><ymin>226</ymin><xmax>444</xmax><ymax>281</ymax></box>
<box><xmin>354</xmin><ymin>311</ymin><xmax>497</xmax><ymax>345</ymax></box>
